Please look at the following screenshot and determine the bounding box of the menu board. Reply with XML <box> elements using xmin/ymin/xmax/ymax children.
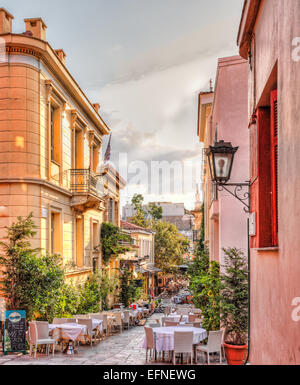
<box><xmin>3</xmin><ymin>310</ymin><xmax>26</xmax><ymax>355</ymax></box>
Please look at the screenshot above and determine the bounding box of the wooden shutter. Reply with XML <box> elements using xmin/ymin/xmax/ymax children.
<box><xmin>270</xmin><ymin>90</ymin><xmax>278</xmax><ymax>246</ymax></box>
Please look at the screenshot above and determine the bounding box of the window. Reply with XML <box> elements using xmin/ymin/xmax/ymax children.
<box><xmin>50</xmin><ymin>107</ymin><xmax>55</xmax><ymax>162</ymax></box>
<box><xmin>75</xmin><ymin>129</ymin><xmax>84</xmax><ymax>169</ymax></box>
<box><xmin>50</xmin><ymin>212</ymin><xmax>61</xmax><ymax>255</ymax></box>
<box><xmin>270</xmin><ymin>90</ymin><xmax>279</xmax><ymax>246</ymax></box>
<box><xmin>108</xmin><ymin>199</ymin><xmax>115</xmax><ymax>224</ymax></box>
<box><xmin>50</xmin><ymin>104</ymin><xmax>61</xmax><ymax>165</ymax></box>
<box><xmin>75</xmin><ymin>216</ymin><xmax>84</xmax><ymax>267</ymax></box>
<box><xmin>91</xmin><ymin>144</ymin><xmax>100</xmax><ymax>173</ymax></box>
<box><xmin>251</xmin><ymin>88</ymin><xmax>278</xmax><ymax>248</ymax></box>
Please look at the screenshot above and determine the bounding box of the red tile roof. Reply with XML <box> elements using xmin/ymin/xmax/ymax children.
<box><xmin>120</xmin><ymin>220</ymin><xmax>152</xmax><ymax>233</ymax></box>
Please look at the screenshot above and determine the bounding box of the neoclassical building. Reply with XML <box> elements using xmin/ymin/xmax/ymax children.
<box><xmin>0</xmin><ymin>9</ymin><xmax>112</xmax><ymax>283</ymax></box>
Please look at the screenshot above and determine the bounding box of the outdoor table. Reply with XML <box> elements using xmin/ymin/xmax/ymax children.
<box><xmin>49</xmin><ymin>323</ymin><xmax>87</xmax><ymax>354</ymax></box>
<box><xmin>167</xmin><ymin>314</ymin><xmax>189</xmax><ymax>323</ymax></box>
<box><xmin>143</xmin><ymin>326</ymin><xmax>207</xmax><ymax>362</ymax></box>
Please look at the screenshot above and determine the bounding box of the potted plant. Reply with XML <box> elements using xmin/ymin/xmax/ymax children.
<box><xmin>220</xmin><ymin>248</ymin><xmax>248</xmax><ymax>365</ymax></box>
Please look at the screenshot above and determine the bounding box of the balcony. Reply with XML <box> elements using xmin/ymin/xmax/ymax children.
<box><xmin>70</xmin><ymin>169</ymin><xmax>106</xmax><ymax>211</ymax></box>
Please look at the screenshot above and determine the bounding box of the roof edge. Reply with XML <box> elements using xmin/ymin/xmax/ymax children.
<box><xmin>237</xmin><ymin>0</ymin><xmax>262</xmax><ymax>59</ymax></box>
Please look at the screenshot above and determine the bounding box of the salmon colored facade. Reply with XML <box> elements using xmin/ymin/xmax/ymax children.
<box><xmin>0</xmin><ymin>9</ymin><xmax>112</xmax><ymax>285</ymax></box>
<box><xmin>198</xmin><ymin>56</ymin><xmax>249</xmax><ymax>267</ymax></box>
<box><xmin>238</xmin><ymin>0</ymin><xmax>300</xmax><ymax>364</ymax></box>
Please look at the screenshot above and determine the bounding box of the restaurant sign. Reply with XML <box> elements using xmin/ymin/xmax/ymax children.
<box><xmin>3</xmin><ymin>310</ymin><xmax>26</xmax><ymax>355</ymax></box>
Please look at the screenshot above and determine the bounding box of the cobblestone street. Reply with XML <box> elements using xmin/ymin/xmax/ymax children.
<box><xmin>0</xmin><ymin>313</ymin><xmax>224</xmax><ymax>366</ymax></box>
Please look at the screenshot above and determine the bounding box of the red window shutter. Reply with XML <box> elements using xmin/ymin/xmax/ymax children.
<box><xmin>270</xmin><ymin>90</ymin><xmax>278</xmax><ymax>246</ymax></box>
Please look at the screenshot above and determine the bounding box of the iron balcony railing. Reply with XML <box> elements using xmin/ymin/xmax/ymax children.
<box><xmin>70</xmin><ymin>169</ymin><xmax>105</xmax><ymax>197</ymax></box>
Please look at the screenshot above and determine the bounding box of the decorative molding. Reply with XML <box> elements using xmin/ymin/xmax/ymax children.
<box><xmin>70</xmin><ymin>109</ymin><xmax>88</xmax><ymax>130</ymax></box>
<box><xmin>45</xmin><ymin>79</ymin><xmax>67</xmax><ymax>106</ymax></box>
<box><xmin>6</xmin><ymin>45</ymin><xmax>41</xmax><ymax>59</ymax></box>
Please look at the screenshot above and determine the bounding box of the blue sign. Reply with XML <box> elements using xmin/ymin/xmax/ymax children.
<box><xmin>3</xmin><ymin>310</ymin><xmax>26</xmax><ymax>355</ymax></box>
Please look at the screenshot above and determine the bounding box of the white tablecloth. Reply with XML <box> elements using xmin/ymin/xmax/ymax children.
<box><xmin>167</xmin><ymin>315</ymin><xmax>189</xmax><ymax>323</ymax></box>
<box><xmin>143</xmin><ymin>327</ymin><xmax>207</xmax><ymax>352</ymax></box>
<box><xmin>49</xmin><ymin>323</ymin><xmax>87</xmax><ymax>341</ymax></box>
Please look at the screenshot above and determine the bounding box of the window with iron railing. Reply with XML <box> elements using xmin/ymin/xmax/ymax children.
<box><xmin>69</xmin><ymin>169</ymin><xmax>105</xmax><ymax>197</ymax></box>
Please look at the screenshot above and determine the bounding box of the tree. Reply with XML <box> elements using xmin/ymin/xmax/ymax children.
<box><xmin>220</xmin><ymin>248</ymin><xmax>248</xmax><ymax>346</ymax></box>
<box><xmin>148</xmin><ymin>203</ymin><xmax>163</xmax><ymax>222</ymax></box>
<box><xmin>188</xmin><ymin>246</ymin><xmax>221</xmax><ymax>331</ymax></box>
<box><xmin>118</xmin><ymin>265</ymin><xmax>141</xmax><ymax>307</ymax></box>
<box><xmin>100</xmin><ymin>222</ymin><xmax>131</xmax><ymax>266</ymax></box>
<box><xmin>129</xmin><ymin>194</ymin><xmax>148</xmax><ymax>228</ymax></box>
<box><xmin>0</xmin><ymin>214</ymin><xmax>65</xmax><ymax>320</ymax></box>
<box><xmin>188</xmin><ymin>245</ymin><xmax>210</xmax><ymax>309</ymax></box>
<box><xmin>199</xmin><ymin>261</ymin><xmax>221</xmax><ymax>331</ymax></box>
<box><xmin>153</xmin><ymin>220</ymin><xmax>189</xmax><ymax>275</ymax></box>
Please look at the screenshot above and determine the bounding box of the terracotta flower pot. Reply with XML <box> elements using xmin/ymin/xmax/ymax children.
<box><xmin>224</xmin><ymin>343</ymin><xmax>248</xmax><ymax>366</ymax></box>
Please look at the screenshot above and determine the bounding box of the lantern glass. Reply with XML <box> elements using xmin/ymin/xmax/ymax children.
<box><xmin>206</xmin><ymin>141</ymin><xmax>238</xmax><ymax>184</ymax></box>
<box><xmin>214</xmin><ymin>152</ymin><xmax>233</xmax><ymax>182</ymax></box>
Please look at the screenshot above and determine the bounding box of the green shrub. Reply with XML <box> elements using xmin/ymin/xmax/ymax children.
<box><xmin>0</xmin><ymin>215</ymin><xmax>119</xmax><ymax>320</ymax></box>
<box><xmin>100</xmin><ymin>223</ymin><xmax>131</xmax><ymax>266</ymax></box>
<box><xmin>220</xmin><ymin>248</ymin><xmax>248</xmax><ymax>346</ymax></box>
<box><xmin>188</xmin><ymin>247</ymin><xmax>221</xmax><ymax>331</ymax></box>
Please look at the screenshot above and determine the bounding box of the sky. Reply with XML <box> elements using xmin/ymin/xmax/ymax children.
<box><xmin>3</xmin><ymin>0</ymin><xmax>245</xmax><ymax>210</ymax></box>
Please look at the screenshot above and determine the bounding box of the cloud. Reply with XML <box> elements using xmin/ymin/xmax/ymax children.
<box><xmin>91</xmin><ymin>47</ymin><xmax>239</xmax><ymax>209</ymax></box>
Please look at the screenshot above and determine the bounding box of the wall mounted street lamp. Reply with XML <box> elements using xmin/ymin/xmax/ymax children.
<box><xmin>206</xmin><ymin>141</ymin><xmax>250</xmax><ymax>213</ymax></box>
<box><xmin>206</xmin><ymin>140</ymin><xmax>251</xmax><ymax>365</ymax></box>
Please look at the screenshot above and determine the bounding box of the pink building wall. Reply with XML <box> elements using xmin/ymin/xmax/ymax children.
<box><xmin>210</xmin><ymin>56</ymin><xmax>249</xmax><ymax>267</ymax></box>
<box><xmin>238</xmin><ymin>0</ymin><xmax>300</xmax><ymax>364</ymax></box>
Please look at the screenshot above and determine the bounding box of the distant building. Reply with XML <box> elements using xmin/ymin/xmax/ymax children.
<box><xmin>191</xmin><ymin>184</ymin><xmax>203</xmax><ymax>244</ymax></box>
<box><xmin>122</xmin><ymin>202</ymin><xmax>195</xmax><ymax>249</ymax></box>
<box><xmin>0</xmin><ymin>9</ymin><xmax>113</xmax><ymax>285</ymax></box>
<box><xmin>120</xmin><ymin>220</ymin><xmax>159</xmax><ymax>296</ymax></box>
<box><xmin>198</xmin><ymin>56</ymin><xmax>249</xmax><ymax>266</ymax></box>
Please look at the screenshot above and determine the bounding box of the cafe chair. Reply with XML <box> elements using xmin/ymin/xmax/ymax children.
<box><xmin>123</xmin><ymin>310</ymin><xmax>130</xmax><ymax>330</ymax></box>
<box><xmin>53</xmin><ymin>318</ymin><xmax>69</xmax><ymax>324</ymax></box>
<box><xmin>196</xmin><ymin>330</ymin><xmax>224</xmax><ymax>365</ymax></box>
<box><xmin>29</xmin><ymin>321</ymin><xmax>56</xmax><ymax>358</ymax></box>
<box><xmin>173</xmin><ymin>331</ymin><xmax>194</xmax><ymax>365</ymax></box>
<box><xmin>74</xmin><ymin>314</ymin><xmax>90</xmax><ymax>319</ymax></box>
<box><xmin>161</xmin><ymin>317</ymin><xmax>167</xmax><ymax>326</ymax></box>
<box><xmin>113</xmin><ymin>312</ymin><xmax>123</xmax><ymax>334</ymax></box>
<box><xmin>66</xmin><ymin>319</ymin><xmax>77</xmax><ymax>324</ymax></box>
<box><xmin>77</xmin><ymin>319</ymin><xmax>97</xmax><ymax>347</ymax></box>
<box><xmin>188</xmin><ymin>314</ymin><xmax>198</xmax><ymax>323</ymax></box>
<box><xmin>101</xmin><ymin>314</ymin><xmax>110</xmax><ymax>337</ymax></box>
<box><xmin>144</xmin><ymin>327</ymin><xmax>156</xmax><ymax>362</ymax></box>
<box><xmin>165</xmin><ymin>321</ymin><xmax>179</xmax><ymax>327</ymax></box>
<box><xmin>88</xmin><ymin>314</ymin><xmax>103</xmax><ymax>320</ymax></box>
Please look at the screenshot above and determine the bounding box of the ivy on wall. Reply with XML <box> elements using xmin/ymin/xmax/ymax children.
<box><xmin>100</xmin><ymin>223</ymin><xmax>132</xmax><ymax>266</ymax></box>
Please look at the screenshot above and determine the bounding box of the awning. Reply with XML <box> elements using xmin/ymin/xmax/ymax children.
<box><xmin>135</xmin><ymin>264</ymin><xmax>162</xmax><ymax>274</ymax></box>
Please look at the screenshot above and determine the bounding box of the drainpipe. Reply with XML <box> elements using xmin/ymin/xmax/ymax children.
<box><xmin>244</xmin><ymin>218</ymin><xmax>251</xmax><ymax>365</ymax></box>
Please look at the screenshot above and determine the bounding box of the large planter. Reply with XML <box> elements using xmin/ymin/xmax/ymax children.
<box><xmin>224</xmin><ymin>343</ymin><xmax>248</xmax><ymax>366</ymax></box>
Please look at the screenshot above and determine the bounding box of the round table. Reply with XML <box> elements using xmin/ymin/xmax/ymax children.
<box><xmin>144</xmin><ymin>326</ymin><xmax>207</xmax><ymax>353</ymax></box>
<box><xmin>49</xmin><ymin>323</ymin><xmax>87</xmax><ymax>354</ymax></box>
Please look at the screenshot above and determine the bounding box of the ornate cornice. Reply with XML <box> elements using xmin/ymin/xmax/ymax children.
<box><xmin>6</xmin><ymin>44</ymin><xmax>41</xmax><ymax>59</ymax></box>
